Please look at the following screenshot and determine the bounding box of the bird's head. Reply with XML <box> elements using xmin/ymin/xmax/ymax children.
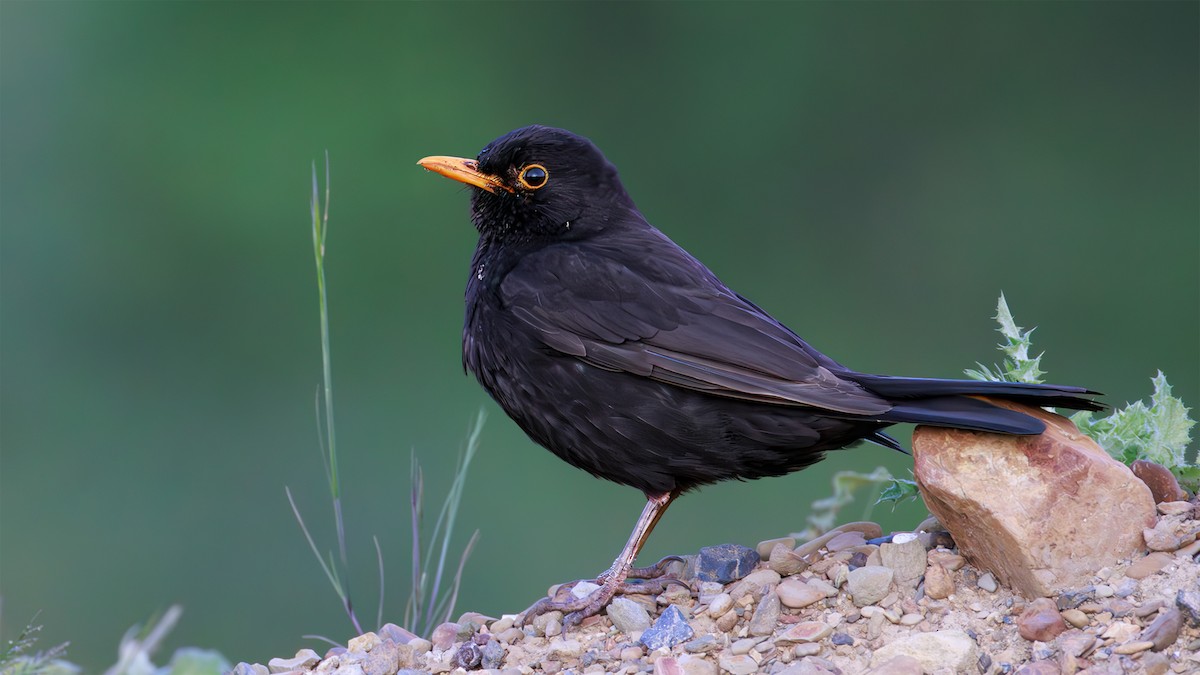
<box><xmin>419</xmin><ymin>125</ymin><xmax>636</xmax><ymax>241</ymax></box>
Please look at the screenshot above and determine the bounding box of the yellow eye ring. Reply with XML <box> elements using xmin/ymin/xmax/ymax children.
<box><xmin>517</xmin><ymin>164</ymin><xmax>549</xmax><ymax>190</ymax></box>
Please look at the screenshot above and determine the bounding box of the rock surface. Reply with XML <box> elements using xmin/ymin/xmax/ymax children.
<box><xmin>913</xmin><ymin>400</ymin><xmax>1158</xmax><ymax>597</ymax></box>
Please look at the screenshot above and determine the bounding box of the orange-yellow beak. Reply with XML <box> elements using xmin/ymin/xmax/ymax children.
<box><xmin>417</xmin><ymin>155</ymin><xmax>512</xmax><ymax>194</ymax></box>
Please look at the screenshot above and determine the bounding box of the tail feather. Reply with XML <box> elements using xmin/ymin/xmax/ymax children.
<box><xmin>854</xmin><ymin>375</ymin><xmax>1103</xmax><ymax>411</ymax></box>
<box><xmin>851</xmin><ymin>374</ymin><xmax>1104</xmax><ymax>436</ymax></box>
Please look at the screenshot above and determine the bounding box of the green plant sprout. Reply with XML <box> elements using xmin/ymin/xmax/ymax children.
<box><xmin>288</xmin><ymin>155</ymin><xmax>481</xmax><ymax>639</ymax></box>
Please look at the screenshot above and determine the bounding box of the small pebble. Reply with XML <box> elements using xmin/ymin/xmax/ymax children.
<box><xmin>640</xmin><ymin>605</ymin><xmax>694</xmax><ymax>650</ymax></box>
<box><xmin>777</xmin><ymin>579</ymin><xmax>824</xmax><ymax>609</ymax></box>
<box><xmin>730</xmin><ymin>637</ymin><xmax>760</xmax><ymax>655</ymax></box>
<box><xmin>695</xmin><ymin>544</ymin><xmax>760</xmax><ymax>583</ymax></box>
<box><xmin>608</xmin><ymin>597</ymin><xmax>652</xmax><ymax>634</ymax></box>
<box><xmin>681</xmin><ymin>635</ymin><xmax>720</xmax><ymax>654</ymax></box>
<box><xmin>1017</xmin><ymin>598</ymin><xmax>1066</xmax><ymax>642</ymax></box>
<box><xmin>1095</xmin><ymin>584</ymin><xmax>1114</xmax><ymax>598</ymax></box>
<box><xmin>1061</xmin><ymin>609</ymin><xmax>1089</xmax><ymax>628</ymax></box>
<box><xmin>976</xmin><ymin>572</ymin><xmax>997</xmax><ymax>593</ymax></box>
<box><xmin>792</xmin><ymin>643</ymin><xmax>822</xmax><ymax>657</ymax></box>
<box><xmin>821</xmin><ymin>631</ymin><xmax>852</xmax><ymax>648</ymax></box>
<box><xmin>707</xmin><ymin>592</ymin><xmax>733</xmax><ymax>617</ymax></box>
<box><xmin>847</xmin><ymin>566</ymin><xmax>893</xmax><ymax>606</ymax></box>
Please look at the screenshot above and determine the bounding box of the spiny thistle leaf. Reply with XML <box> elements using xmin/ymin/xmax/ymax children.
<box><xmin>1071</xmin><ymin>371</ymin><xmax>1196</xmax><ymax>489</ymax></box>
<box><xmin>876</xmin><ymin>478</ymin><xmax>921</xmax><ymax>506</ymax></box>
<box><xmin>963</xmin><ymin>293</ymin><xmax>1046</xmax><ymax>385</ymax></box>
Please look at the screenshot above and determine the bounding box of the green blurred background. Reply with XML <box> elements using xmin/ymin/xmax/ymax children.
<box><xmin>2</xmin><ymin>1</ymin><xmax>1196</xmax><ymax>670</ymax></box>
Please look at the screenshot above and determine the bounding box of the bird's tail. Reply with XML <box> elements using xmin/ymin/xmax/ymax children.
<box><xmin>853</xmin><ymin>374</ymin><xmax>1103</xmax><ymax>435</ymax></box>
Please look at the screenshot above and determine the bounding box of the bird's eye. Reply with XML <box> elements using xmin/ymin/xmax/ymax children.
<box><xmin>517</xmin><ymin>164</ymin><xmax>549</xmax><ymax>190</ymax></box>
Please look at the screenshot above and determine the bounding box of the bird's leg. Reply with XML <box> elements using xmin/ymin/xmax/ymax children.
<box><xmin>518</xmin><ymin>489</ymin><xmax>680</xmax><ymax>627</ymax></box>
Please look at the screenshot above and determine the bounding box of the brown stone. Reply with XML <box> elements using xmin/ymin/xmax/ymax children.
<box><xmin>923</xmin><ymin>562</ymin><xmax>954</xmax><ymax>600</ymax></box>
<box><xmin>1126</xmin><ymin>552</ymin><xmax>1175</xmax><ymax>579</ymax></box>
<box><xmin>1132</xmin><ymin>459</ymin><xmax>1189</xmax><ymax>503</ymax></box>
<box><xmin>913</xmin><ymin>401</ymin><xmax>1157</xmax><ymax>598</ymax></box>
<box><xmin>1017</xmin><ymin>597</ymin><xmax>1067</xmax><ymax>642</ymax></box>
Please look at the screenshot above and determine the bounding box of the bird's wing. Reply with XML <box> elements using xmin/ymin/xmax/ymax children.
<box><xmin>499</xmin><ymin>234</ymin><xmax>892</xmax><ymax>416</ymax></box>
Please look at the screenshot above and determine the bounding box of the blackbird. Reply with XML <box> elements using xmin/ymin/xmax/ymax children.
<box><xmin>418</xmin><ymin>125</ymin><xmax>1100</xmax><ymax>625</ymax></box>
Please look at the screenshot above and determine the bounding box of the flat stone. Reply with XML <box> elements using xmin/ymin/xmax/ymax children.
<box><xmin>695</xmin><ymin>543</ymin><xmax>760</xmax><ymax>583</ymax></box>
<box><xmin>1131</xmin><ymin>459</ymin><xmax>1189</xmax><ymax>503</ymax></box>
<box><xmin>769</xmin><ymin>542</ymin><xmax>809</xmax><ymax>577</ymax></box>
<box><xmin>1127</xmin><ymin>552</ymin><xmax>1174</xmax><ymax>580</ymax></box>
<box><xmin>749</xmin><ymin>589</ymin><xmax>781</xmax><ymax>636</ymax></box>
<box><xmin>775</xmin><ymin>621</ymin><xmax>833</xmax><ymax>644</ymax></box>
<box><xmin>1017</xmin><ymin>597</ymin><xmax>1067</xmax><ymax>642</ymax></box>
<box><xmin>826</xmin><ymin>531</ymin><xmax>866</xmax><ymax>552</ymax></box>
<box><xmin>847</xmin><ymin>566</ymin><xmax>893</xmax><ymax>606</ymax></box>
<box><xmin>879</xmin><ymin>537</ymin><xmax>926</xmax><ymax>583</ymax></box>
<box><xmin>868</xmin><ymin>630</ymin><xmax>979</xmax><ymax>673</ymax></box>
<box><xmin>607</xmin><ymin>597</ymin><xmax>652</xmax><ymax>634</ymax></box>
<box><xmin>977</xmin><ymin>572</ymin><xmax>998</xmax><ymax>593</ymax></box>
<box><xmin>913</xmin><ymin>404</ymin><xmax>1157</xmax><ymax>598</ymax></box>
<box><xmin>726</xmin><ymin>569</ymin><xmax>781</xmax><ymax>600</ymax></box>
<box><xmin>1141</xmin><ymin>606</ymin><xmax>1183</xmax><ymax>651</ymax></box>
<box><xmin>681</xmin><ymin>634</ymin><xmax>721</xmax><ymax>654</ymax></box>
<box><xmin>268</xmin><ymin>650</ymin><xmax>320</xmax><ymax>674</ymax></box>
<box><xmin>1157</xmin><ymin>500</ymin><xmax>1195</xmax><ymax>516</ymax></box>
<box><xmin>791</xmin><ymin>643</ymin><xmax>822</xmax><ymax>657</ymax></box>
<box><xmin>378</xmin><ymin>623</ymin><xmax>419</xmax><ymax>644</ymax></box>
<box><xmin>640</xmin><ymin>604</ymin><xmax>694</xmax><ymax>650</ymax></box>
<box><xmin>1113</xmin><ymin>640</ymin><xmax>1154</xmax><ymax>655</ymax></box>
<box><xmin>777</xmin><ymin>579</ymin><xmax>825</xmax><ymax>609</ymax></box>
<box><xmin>757</xmin><ymin>537</ymin><xmax>797</xmax><ymax>558</ymax></box>
<box><xmin>717</xmin><ymin>654</ymin><xmax>757</xmax><ymax>675</ymax></box>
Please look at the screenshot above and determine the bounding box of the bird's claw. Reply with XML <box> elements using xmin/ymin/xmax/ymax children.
<box><xmin>516</xmin><ymin>567</ymin><xmax>691</xmax><ymax>628</ymax></box>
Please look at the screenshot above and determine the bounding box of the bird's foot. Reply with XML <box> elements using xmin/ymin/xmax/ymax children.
<box><xmin>611</xmin><ymin>555</ymin><xmax>685</xmax><ymax>581</ymax></box>
<box><xmin>517</xmin><ymin>570</ymin><xmax>690</xmax><ymax>628</ymax></box>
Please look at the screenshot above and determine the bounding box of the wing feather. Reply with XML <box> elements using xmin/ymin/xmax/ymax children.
<box><xmin>500</xmin><ymin>230</ymin><xmax>891</xmax><ymax>416</ymax></box>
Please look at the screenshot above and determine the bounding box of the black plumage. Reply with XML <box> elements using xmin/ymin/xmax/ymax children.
<box><xmin>418</xmin><ymin>125</ymin><xmax>1100</xmax><ymax>624</ymax></box>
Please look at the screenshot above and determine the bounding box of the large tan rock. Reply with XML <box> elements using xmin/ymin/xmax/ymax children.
<box><xmin>912</xmin><ymin>399</ymin><xmax>1157</xmax><ymax>598</ymax></box>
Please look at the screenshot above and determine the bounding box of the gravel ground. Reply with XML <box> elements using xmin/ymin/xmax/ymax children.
<box><xmin>239</xmin><ymin>501</ymin><xmax>1200</xmax><ymax>675</ymax></box>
